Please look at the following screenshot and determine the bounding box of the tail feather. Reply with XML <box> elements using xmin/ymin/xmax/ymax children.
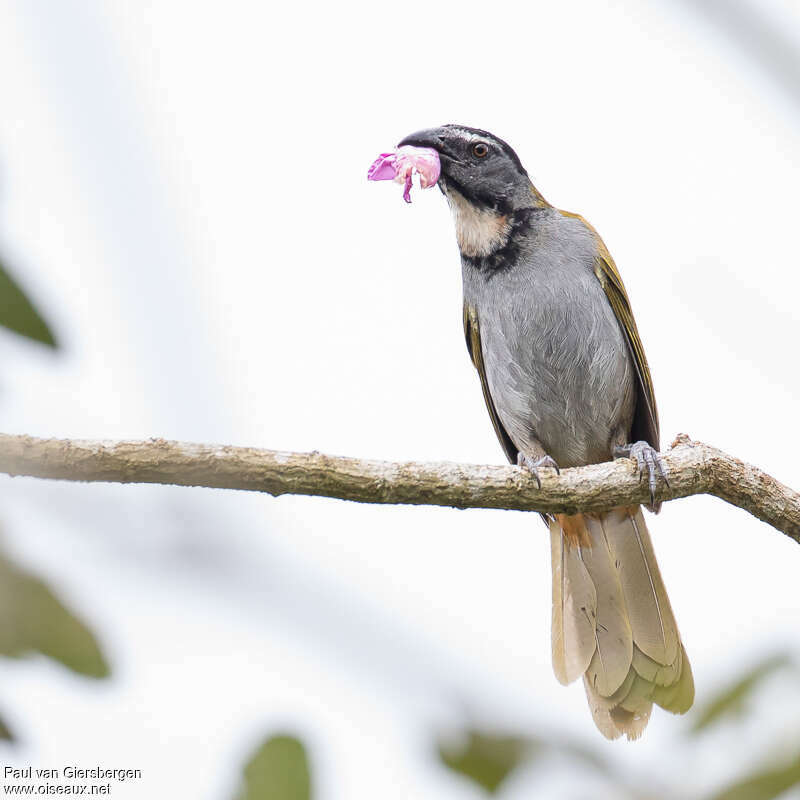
<box><xmin>550</xmin><ymin>520</ymin><xmax>597</xmax><ymax>685</ymax></box>
<box><xmin>583</xmin><ymin>678</ymin><xmax>626</xmax><ymax>740</ymax></box>
<box><xmin>610</xmin><ymin>703</ymin><xmax>652</xmax><ymax>740</ymax></box>
<box><xmin>579</xmin><ymin>516</ymin><xmax>632</xmax><ymax>696</ymax></box>
<box><xmin>632</xmin><ymin>643</ymin><xmax>681</xmax><ymax>687</ymax></box>
<box><xmin>551</xmin><ymin>507</ymin><xmax>693</xmax><ymax>740</ymax></box>
<box><xmin>652</xmin><ymin>644</ymin><xmax>694</xmax><ymax>714</ymax></box>
<box><xmin>582</xmin><ymin>671</ymin><xmax>653</xmax><ymax>741</ymax></box>
<box><xmin>619</xmin><ymin>673</ymin><xmax>656</xmax><ymax>713</ymax></box>
<box><xmin>603</xmin><ymin>508</ymin><xmax>679</xmax><ymax>666</ymax></box>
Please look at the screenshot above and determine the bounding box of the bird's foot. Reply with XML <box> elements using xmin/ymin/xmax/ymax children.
<box><xmin>517</xmin><ymin>452</ymin><xmax>560</xmax><ymax>489</ymax></box>
<box><xmin>613</xmin><ymin>441</ymin><xmax>670</xmax><ymax>506</ymax></box>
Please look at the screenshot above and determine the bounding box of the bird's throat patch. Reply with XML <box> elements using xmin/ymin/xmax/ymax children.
<box><xmin>445</xmin><ymin>187</ymin><xmax>510</xmax><ymax>258</ymax></box>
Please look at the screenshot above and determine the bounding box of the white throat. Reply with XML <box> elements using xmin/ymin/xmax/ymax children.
<box><xmin>445</xmin><ymin>187</ymin><xmax>510</xmax><ymax>258</ymax></box>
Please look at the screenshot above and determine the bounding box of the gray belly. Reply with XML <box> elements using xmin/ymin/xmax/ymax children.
<box><xmin>476</xmin><ymin>265</ymin><xmax>636</xmax><ymax>468</ymax></box>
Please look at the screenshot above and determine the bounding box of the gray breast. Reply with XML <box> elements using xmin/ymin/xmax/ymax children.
<box><xmin>463</xmin><ymin>212</ymin><xmax>635</xmax><ymax>468</ymax></box>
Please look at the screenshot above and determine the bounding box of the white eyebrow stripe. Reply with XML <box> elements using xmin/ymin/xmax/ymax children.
<box><xmin>449</xmin><ymin>128</ymin><xmax>489</xmax><ymax>144</ymax></box>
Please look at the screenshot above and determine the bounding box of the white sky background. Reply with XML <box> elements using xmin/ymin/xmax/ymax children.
<box><xmin>0</xmin><ymin>0</ymin><xmax>799</xmax><ymax>797</ymax></box>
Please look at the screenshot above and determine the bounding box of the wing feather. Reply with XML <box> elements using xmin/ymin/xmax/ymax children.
<box><xmin>558</xmin><ymin>211</ymin><xmax>659</xmax><ymax>450</ymax></box>
<box><xmin>595</xmin><ymin>250</ymin><xmax>659</xmax><ymax>450</ymax></box>
<box><xmin>463</xmin><ymin>303</ymin><xmax>518</xmax><ymax>463</ymax></box>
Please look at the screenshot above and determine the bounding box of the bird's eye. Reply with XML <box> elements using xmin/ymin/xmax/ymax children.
<box><xmin>472</xmin><ymin>142</ymin><xmax>489</xmax><ymax>158</ymax></box>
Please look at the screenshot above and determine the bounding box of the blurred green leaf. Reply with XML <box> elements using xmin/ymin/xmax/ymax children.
<box><xmin>0</xmin><ymin>255</ymin><xmax>57</xmax><ymax>348</ymax></box>
<box><xmin>438</xmin><ymin>730</ymin><xmax>538</xmax><ymax>794</ymax></box>
<box><xmin>691</xmin><ymin>653</ymin><xmax>792</xmax><ymax>734</ymax></box>
<box><xmin>709</xmin><ymin>753</ymin><xmax>800</xmax><ymax>800</ymax></box>
<box><xmin>0</xmin><ymin>713</ymin><xmax>14</xmax><ymax>742</ymax></box>
<box><xmin>547</xmin><ymin>737</ymin><xmax>614</xmax><ymax>776</ymax></box>
<box><xmin>233</xmin><ymin>734</ymin><xmax>311</xmax><ymax>800</ymax></box>
<box><xmin>0</xmin><ymin>551</ymin><xmax>109</xmax><ymax>678</ymax></box>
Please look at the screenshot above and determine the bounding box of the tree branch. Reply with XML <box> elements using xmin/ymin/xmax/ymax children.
<box><xmin>0</xmin><ymin>432</ymin><xmax>797</xmax><ymax>544</ymax></box>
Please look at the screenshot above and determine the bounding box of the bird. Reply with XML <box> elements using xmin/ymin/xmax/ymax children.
<box><xmin>396</xmin><ymin>124</ymin><xmax>693</xmax><ymax>740</ymax></box>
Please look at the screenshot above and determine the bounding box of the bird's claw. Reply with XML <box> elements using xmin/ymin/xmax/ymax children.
<box><xmin>613</xmin><ymin>441</ymin><xmax>670</xmax><ymax>506</ymax></box>
<box><xmin>517</xmin><ymin>452</ymin><xmax>560</xmax><ymax>489</ymax></box>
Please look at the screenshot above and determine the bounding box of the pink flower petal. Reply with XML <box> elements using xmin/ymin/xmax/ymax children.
<box><xmin>367</xmin><ymin>152</ymin><xmax>398</xmax><ymax>182</ymax></box>
<box><xmin>395</xmin><ymin>145</ymin><xmax>441</xmax><ymax>188</ymax></box>
<box><xmin>403</xmin><ymin>173</ymin><xmax>413</xmax><ymax>203</ymax></box>
<box><xmin>367</xmin><ymin>145</ymin><xmax>441</xmax><ymax>202</ymax></box>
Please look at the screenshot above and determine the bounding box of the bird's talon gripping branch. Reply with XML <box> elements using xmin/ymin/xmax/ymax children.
<box><xmin>517</xmin><ymin>452</ymin><xmax>560</xmax><ymax>489</ymax></box>
<box><xmin>614</xmin><ymin>441</ymin><xmax>669</xmax><ymax>505</ymax></box>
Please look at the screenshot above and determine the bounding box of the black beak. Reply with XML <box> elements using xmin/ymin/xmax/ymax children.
<box><xmin>397</xmin><ymin>127</ymin><xmax>449</xmax><ymax>151</ymax></box>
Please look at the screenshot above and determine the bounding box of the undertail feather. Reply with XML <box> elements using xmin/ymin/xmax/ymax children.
<box><xmin>550</xmin><ymin>508</ymin><xmax>693</xmax><ymax>740</ymax></box>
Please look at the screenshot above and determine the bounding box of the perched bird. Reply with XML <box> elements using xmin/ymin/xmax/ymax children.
<box><xmin>397</xmin><ymin>124</ymin><xmax>693</xmax><ymax>740</ymax></box>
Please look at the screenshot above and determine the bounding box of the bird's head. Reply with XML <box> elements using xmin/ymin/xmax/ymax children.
<box><xmin>398</xmin><ymin>124</ymin><xmax>546</xmax><ymax>262</ymax></box>
<box><xmin>398</xmin><ymin>124</ymin><xmax>543</xmax><ymax>215</ymax></box>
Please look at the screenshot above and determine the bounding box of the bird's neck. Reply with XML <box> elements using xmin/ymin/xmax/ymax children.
<box><xmin>446</xmin><ymin>186</ymin><xmax>548</xmax><ymax>273</ymax></box>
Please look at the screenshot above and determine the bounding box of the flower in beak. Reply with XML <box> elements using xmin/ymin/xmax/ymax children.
<box><xmin>367</xmin><ymin>146</ymin><xmax>441</xmax><ymax>203</ymax></box>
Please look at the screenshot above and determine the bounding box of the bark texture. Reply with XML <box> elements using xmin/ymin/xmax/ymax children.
<box><xmin>0</xmin><ymin>432</ymin><xmax>797</xmax><ymax>544</ymax></box>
